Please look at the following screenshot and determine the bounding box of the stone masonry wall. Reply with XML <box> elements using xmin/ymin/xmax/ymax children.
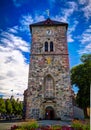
<box><xmin>24</xmin><ymin>25</ymin><xmax>73</xmax><ymax>120</ymax></box>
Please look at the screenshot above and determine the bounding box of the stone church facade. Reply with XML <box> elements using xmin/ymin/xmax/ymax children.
<box><xmin>24</xmin><ymin>18</ymin><xmax>73</xmax><ymax>120</ymax></box>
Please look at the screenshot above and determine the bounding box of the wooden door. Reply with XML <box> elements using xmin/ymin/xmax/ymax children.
<box><xmin>45</xmin><ymin>107</ymin><xmax>54</xmax><ymax>120</ymax></box>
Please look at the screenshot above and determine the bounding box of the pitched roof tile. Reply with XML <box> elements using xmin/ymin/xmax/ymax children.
<box><xmin>30</xmin><ymin>18</ymin><xmax>68</xmax><ymax>31</ymax></box>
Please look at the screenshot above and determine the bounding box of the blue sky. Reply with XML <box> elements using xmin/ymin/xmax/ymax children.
<box><xmin>0</xmin><ymin>0</ymin><xmax>91</xmax><ymax>100</ymax></box>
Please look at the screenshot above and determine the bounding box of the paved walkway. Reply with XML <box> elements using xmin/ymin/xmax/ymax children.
<box><xmin>38</xmin><ymin>120</ymin><xmax>72</xmax><ymax>126</ymax></box>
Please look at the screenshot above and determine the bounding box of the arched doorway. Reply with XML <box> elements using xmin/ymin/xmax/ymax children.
<box><xmin>45</xmin><ymin>106</ymin><xmax>54</xmax><ymax>120</ymax></box>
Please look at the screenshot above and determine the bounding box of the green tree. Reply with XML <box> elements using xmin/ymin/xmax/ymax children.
<box><xmin>17</xmin><ymin>102</ymin><xmax>23</xmax><ymax>115</ymax></box>
<box><xmin>5</xmin><ymin>99</ymin><xmax>13</xmax><ymax>115</ymax></box>
<box><xmin>80</xmin><ymin>54</ymin><xmax>91</xmax><ymax>63</ymax></box>
<box><xmin>0</xmin><ymin>98</ymin><xmax>6</xmax><ymax>114</ymax></box>
<box><xmin>11</xmin><ymin>98</ymin><xmax>23</xmax><ymax>116</ymax></box>
<box><xmin>71</xmin><ymin>54</ymin><xmax>91</xmax><ymax>116</ymax></box>
<box><xmin>11</xmin><ymin>98</ymin><xmax>17</xmax><ymax>114</ymax></box>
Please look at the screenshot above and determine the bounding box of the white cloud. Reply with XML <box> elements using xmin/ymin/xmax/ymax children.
<box><xmin>80</xmin><ymin>25</ymin><xmax>91</xmax><ymax>44</ymax></box>
<box><xmin>20</xmin><ymin>15</ymin><xmax>33</xmax><ymax>28</ymax></box>
<box><xmin>52</xmin><ymin>1</ymin><xmax>78</xmax><ymax>43</ymax></box>
<box><xmin>68</xmin><ymin>20</ymin><xmax>78</xmax><ymax>43</ymax></box>
<box><xmin>68</xmin><ymin>34</ymin><xmax>74</xmax><ymax>43</ymax></box>
<box><xmin>79</xmin><ymin>0</ymin><xmax>87</xmax><ymax>5</ymax></box>
<box><xmin>0</xmin><ymin>49</ymin><xmax>29</xmax><ymax>100</ymax></box>
<box><xmin>19</xmin><ymin>14</ymin><xmax>45</xmax><ymax>33</ymax></box>
<box><xmin>79</xmin><ymin>0</ymin><xmax>91</xmax><ymax>19</ymax></box>
<box><xmin>78</xmin><ymin>25</ymin><xmax>91</xmax><ymax>54</ymax></box>
<box><xmin>34</xmin><ymin>15</ymin><xmax>45</xmax><ymax>22</ymax></box>
<box><xmin>60</xmin><ymin>1</ymin><xmax>78</xmax><ymax>22</ymax></box>
<box><xmin>0</xmin><ymin>28</ymin><xmax>29</xmax><ymax>101</ymax></box>
<box><xmin>0</xmin><ymin>30</ymin><xmax>29</xmax><ymax>52</ymax></box>
<box><xmin>0</xmin><ymin>14</ymin><xmax>46</xmax><ymax>101</ymax></box>
<box><xmin>7</xmin><ymin>26</ymin><xmax>19</xmax><ymax>34</ymax></box>
<box><xmin>78</xmin><ymin>43</ymin><xmax>91</xmax><ymax>54</ymax></box>
<box><xmin>82</xmin><ymin>4</ymin><xmax>91</xmax><ymax>19</ymax></box>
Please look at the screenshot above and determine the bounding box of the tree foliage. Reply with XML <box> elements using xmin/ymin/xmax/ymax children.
<box><xmin>11</xmin><ymin>98</ymin><xmax>23</xmax><ymax>116</ymax></box>
<box><xmin>0</xmin><ymin>98</ymin><xmax>6</xmax><ymax>113</ymax></box>
<box><xmin>71</xmin><ymin>54</ymin><xmax>91</xmax><ymax>111</ymax></box>
<box><xmin>5</xmin><ymin>99</ymin><xmax>13</xmax><ymax>114</ymax></box>
<box><xmin>80</xmin><ymin>54</ymin><xmax>91</xmax><ymax>63</ymax></box>
<box><xmin>0</xmin><ymin>97</ymin><xmax>23</xmax><ymax>118</ymax></box>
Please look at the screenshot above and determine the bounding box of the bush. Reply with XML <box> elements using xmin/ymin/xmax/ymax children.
<box><xmin>52</xmin><ymin>125</ymin><xmax>62</xmax><ymax>130</ymax></box>
<box><xmin>11</xmin><ymin>125</ymin><xmax>19</xmax><ymax>130</ymax></box>
<box><xmin>10</xmin><ymin>119</ymin><xmax>39</xmax><ymax>130</ymax></box>
<box><xmin>82</xmin><ymin>123</ymin><xmax>90</xmax><ymax>130</ymax></box>
<box><xmin>71</xmin><ymin>120</ymin><xmax>82</xmax><ymax>128</ymax></box>
<box><xmin>71</xmin><ymin>119</ymin><xmax>90</xmax><ymax>130</ymax></box>
<box><xmin>11</xmin><ymin>119</ymin><xmax>90</xmax><ymax>130</ymax></box>
<box><xmin>19</xmin><ymin>119</ymin><xmax>39</xmax><ymax>130</ymax></box>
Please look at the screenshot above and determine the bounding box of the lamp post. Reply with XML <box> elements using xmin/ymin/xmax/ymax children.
<box><xmin>11</xmin><ymin>89</ymin><xmax>13</xmax><ymax>96</ymax></box>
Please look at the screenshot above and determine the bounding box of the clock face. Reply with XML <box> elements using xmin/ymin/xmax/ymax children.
<box><xmin>46</xmin><ymin>30</ymin><xmax>51</xmax><ymax>35</ymax></box>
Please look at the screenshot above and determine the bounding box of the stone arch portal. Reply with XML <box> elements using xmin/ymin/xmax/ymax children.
<box><xmin>45</xmin><ymin>106</ymin><xmax>55</xmax><ymax>120</ymax></box>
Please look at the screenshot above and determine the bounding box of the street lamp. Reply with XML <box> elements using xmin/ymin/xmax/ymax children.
<box><xmin>11</xmin><ymin>89</ymin><xmax>13</xmax><ymax>96</ymax></box>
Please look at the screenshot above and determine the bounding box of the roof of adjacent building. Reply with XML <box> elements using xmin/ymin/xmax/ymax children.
<box><xmin>30</xmin><ymin>18</ymin><xmax>68</xmax><ymax>30</ymax></box>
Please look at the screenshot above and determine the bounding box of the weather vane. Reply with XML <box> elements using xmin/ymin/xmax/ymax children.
<box><xmin>46</xmin><ymin>9</ymin><xmax>50</xmax><ymax>17</ymax></box>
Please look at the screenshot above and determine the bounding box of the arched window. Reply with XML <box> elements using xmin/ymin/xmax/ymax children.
<box><xmin>44</xmin><ymin>75</ymin><xmax>54</xmax><ymax>98</ymax></box>
<box><xmin>45</xmin><ymin>41</ymin><xmax>48</xmax><ymax>52</ymax></box>
<box><xmin>50</xmin><ymin>41</ymin><xmax>53</xmax><ymax>51</ymax></box>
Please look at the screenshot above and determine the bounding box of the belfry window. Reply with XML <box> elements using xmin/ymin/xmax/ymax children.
<box><xmin>45</xmin><ymin>41</ymin><xmax>54</xmax><ymax>52</ymax></box>
<box><xmin>44</xmin><ymin>75</ymin><xmax>54</xmax><ymax>98</ymax></box>
<box><xmin>45</xmin><ymin>42</ymin><xmax>48</xmax><ymax>52</ymax></box>
<box><xmin>50</xmin><ymin>41</ymin><xmax>53</xmax><ymax>51</ymax></box>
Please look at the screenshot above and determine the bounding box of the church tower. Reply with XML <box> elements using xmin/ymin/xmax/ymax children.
<box><xmin>24</xmin><ymin>18</ymin><xmax>73</xmax><ymax>120</ymax></box>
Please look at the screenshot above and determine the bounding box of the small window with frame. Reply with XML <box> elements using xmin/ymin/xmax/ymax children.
<box><xmin>45</xmin><ymin>41</ymin><xmax>48</xmax><ymax>52</ymax></box>
<box><xmin>50</xmin><ymin>41</ymin><xmax>53</xmax><ymax>51</ymax></box>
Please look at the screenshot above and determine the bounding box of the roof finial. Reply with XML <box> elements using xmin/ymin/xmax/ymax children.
<box><xmin>46</xmin><ymin>9</ymin><xmax>50</xmax><ymax>18</ymax></box>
